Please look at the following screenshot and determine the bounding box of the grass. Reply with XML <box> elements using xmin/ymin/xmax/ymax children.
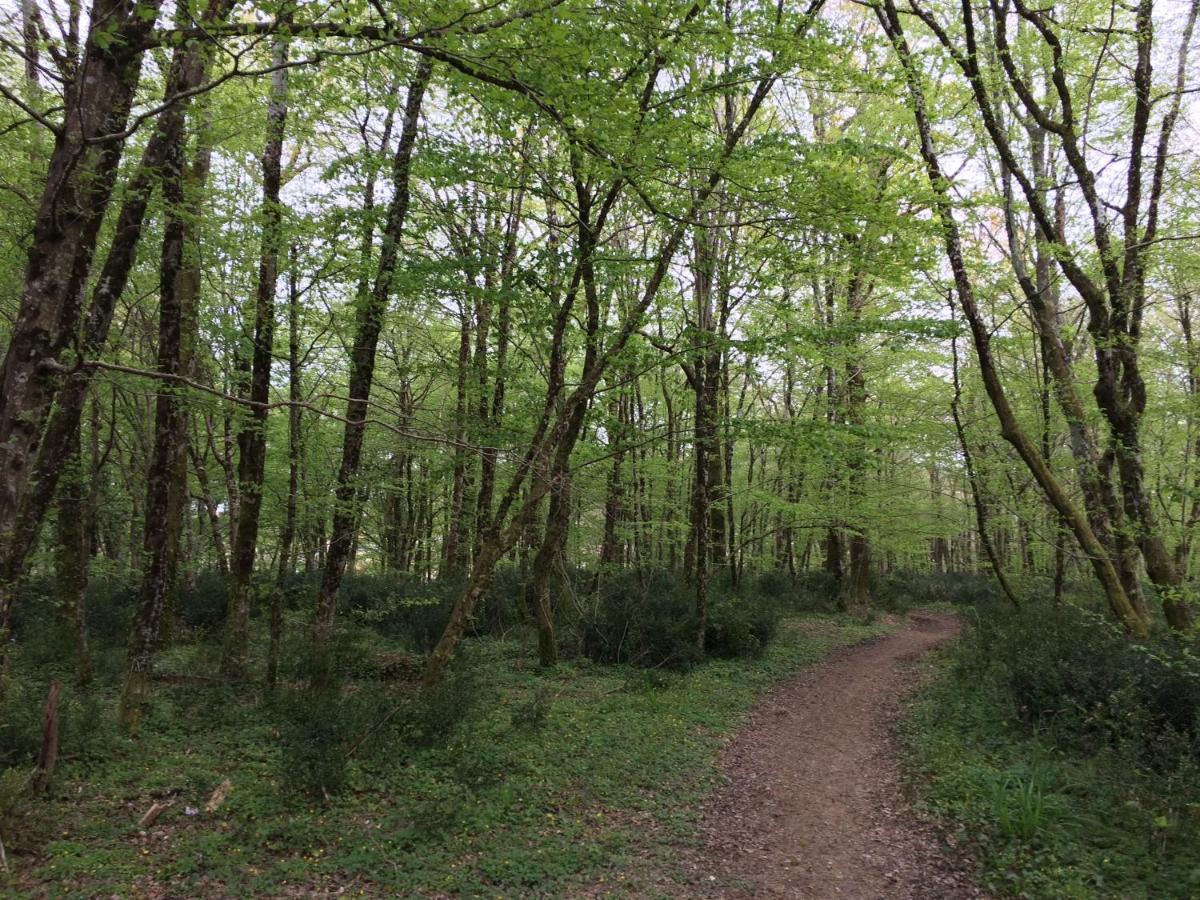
<box><xmin>4</xmin><ymin>611</ymin><xmax>892</xmax><ymax>898</ymax></box>
<box><xmin>901</xmin><ymin>652</ymin><xmax>1200</xmax><ymax>899</ymax></box>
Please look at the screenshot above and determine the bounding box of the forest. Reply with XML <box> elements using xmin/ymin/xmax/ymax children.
<box><xmin>1</xmin><ymin>0</ymin><xmax>1199</xmax><ymax>895</ymax></box>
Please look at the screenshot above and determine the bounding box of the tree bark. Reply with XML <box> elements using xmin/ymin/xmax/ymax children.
<box><xmin>267</xmin><ymin>251</ymin><xmax>303</xmax><ymax>687</ymax></box>
<box><xmin>876</xmin><ymin>0</ymin><xmax>1146</xmax><ymax>635</ymax></box>
<box><xmin>0</xmin><ymin>0</ymin><xmax>230</xmax><ymax>673</ymax></box>
<box><xmin>311</xmin><ymin>60</ymin><xmax>432</xmax><ymax>680</ymax></box>
<box><xmin>118</xmin><ymin>117</ymin><xmax>201</xmax><ymax>731</ymax></box>
<box><xmin>224</xmin><ymin>36</ymin><xmax>290</xmax><ymax>676</ymax></box>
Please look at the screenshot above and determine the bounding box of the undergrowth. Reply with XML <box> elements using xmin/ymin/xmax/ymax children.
<box><xmin>1</xmin><ymin>610</ymin><xmax>891</xmax><ymax>897</ymax></box>
<box><xmin>903</xmin><ymin>600</ymin><xmax>1200</xmax><ymax>899</ymax></box>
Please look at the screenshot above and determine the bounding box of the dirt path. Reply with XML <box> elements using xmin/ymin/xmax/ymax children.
<box><xmin>691</xmin><ymin>611</ymin><xmax>984</xmax><ymax>899</ymax></box>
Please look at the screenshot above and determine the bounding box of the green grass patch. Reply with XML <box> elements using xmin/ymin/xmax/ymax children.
<box><xmin>5</xmin><ymin>612</ymin><xmax>891</xmax><ymax>898</ymax></box>
<box><xmin>903</xmin><ymin>654</ymin><xmax>1200</xmax><ymax>899</ymax></box>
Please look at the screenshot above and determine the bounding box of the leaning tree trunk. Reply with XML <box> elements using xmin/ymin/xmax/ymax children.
<box><xmin>876</xmin><ymin>0</ymin><xmax>1146</xmax><ymax>635</ymax></box>
<box><xmin>311</xmin><ymin>60</ymin><xmax>432</xmax><ymax>682</ymax></box>
<box><xmin>950</xmin><ymin>330</ymin><xmax>1020</xmax><ymax>608</ymax></box>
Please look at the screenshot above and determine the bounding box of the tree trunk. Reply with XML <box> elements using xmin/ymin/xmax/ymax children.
<box><xmin>224</xmin><ymin>37</ymin><xmax>290</xmax><ymax>676</ymax></box>
<box><xmin>0</xmin><ymin>0</ymin><xmax>165</xmax><ymax>587</ymax></box>
<box><xmin>950</xmin><ymin>331</ymin><xmax>1020</xmax><ymax>608</ymax></box>
<box><xmin>311</xmin><ymin>60</ymin><xmax>432</xmax><ymax>681</ymax></box>
<box><xmin>876</xmin><ymin>0</ymin><xmax>1146</xmax><ymax>635</ymax></box>
<box><xmin>118</xmin><ymin>122</ymin><xmax>200</xmax><ymax>732</ymax></box>
<box><xmin>0</xmin><ymin>0</ymin><xmax>229</xmax><ymax>675</ymax></box>
<box><xmin>267</xmin><ymin>251</ymin><xmax>303</xmax><ymax>687</ymax></box>
<box><xmin>55</xmin><ymin>430</ymin><xmax>93</xmax><ymax>685</ymax></box>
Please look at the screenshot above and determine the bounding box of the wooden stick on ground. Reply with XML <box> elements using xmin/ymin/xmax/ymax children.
<box><xmin>32</xmin><ymin>681</ymin><xmax>60</xmax><ymax>794</ymax></box>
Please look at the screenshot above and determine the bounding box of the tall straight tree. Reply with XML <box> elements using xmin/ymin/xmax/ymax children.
<box><xmin>118</xmin><ymin>105</ymin><xmax>215</xmax><ymax>730</ymax></box>
<box><xmin>0</xmin><ymin>0</ymin><xmax>232</xmax><ymax>675</ymax></box>
<box><xmin>0</xmin><ymin>0</ymin><xmax>165</xmax><ymax>569</ymax></box>
<box><xmin>223</xmin><ymin>35</ymin><xmax>291</xmax><ymax>676</ymax></box>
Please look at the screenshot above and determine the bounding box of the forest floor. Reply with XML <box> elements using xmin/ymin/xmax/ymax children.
<box><xmin>677</xmin><ymin>611</ymin><xmax>987</xmax><ymax>898</ymax></box>
<box><xmin>7</xmin><ymin>611</ymin><xmax>913</xmax><ymax>898</ymax></box>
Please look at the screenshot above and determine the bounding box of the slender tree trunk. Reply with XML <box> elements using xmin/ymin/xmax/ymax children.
<box><xmin>224</xmin><ymin>37</ymin><xmax>290</xmax><ymax>676</ymax></box>
<box><xmin>55</xmin><ymin>431</ymin><xmax>93</xmax><ymax>685</ymax></box>
<box><xmin>530</xmin><ymin>467</ymin><xmax>568</xmax><ymax>667</ymax></box>
<box><xmin>877</xmin><ymin>0</ymin><xmax>1146</xmax><ymax>635</ymax></box>
<box><xmin>950</xmin><ymin>331</ymin><xmax>1020</xmax><ymax>608</ymax></box>
<box><xmin>442</xmin><ymin>305</ymin><xmax>473</xmax><ymax>577</ymax></box>
<box><xmin>118</xmin><ymin>123</ymin><xmax>200</xmax><ymax>731</ymax></box>
<box><xmin>189</xmin><ymin>442</ymin><xmax>230</xmax><ymax>575</ymax></box>
<box><xmin>311</xmin><ymin>60</ymin><xmax>432</xmax><ymax>680</ymax></box>
<box><xmin>265</xmin><ymin>251</ymin><xmax>303</xmax><ymax>687</ymax></box>
<box><xmin>838</xmin><ymin>265</ymin><xmax>873</xmax><ymax>612</ymax></box>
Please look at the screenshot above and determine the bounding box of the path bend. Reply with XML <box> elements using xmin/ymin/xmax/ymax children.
<box><xmin>694</xmin><ymin>611</ymin><xmax>984</xmax><ymax>899</ymax></box>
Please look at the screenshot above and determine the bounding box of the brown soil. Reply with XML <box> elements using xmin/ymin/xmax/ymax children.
<box><xmin>689</xmin><ymin>611</ymin><xmax>985</xmax><ymax>899</ymax></box>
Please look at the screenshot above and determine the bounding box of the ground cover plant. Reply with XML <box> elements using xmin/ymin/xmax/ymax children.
<box><xmin>0</xmin><ymin>574</ymin><xmax>889</xmax><ymax>897</ymax></box>
<box><xmin>3</xmin><ymin>0</ymin><xmax>1200</xmax><ymax>893</ymax></box>
<box><xmin>903</xmin><ymin>599</ymin><xmax>1200</xmax><ymax>899</ymax></box>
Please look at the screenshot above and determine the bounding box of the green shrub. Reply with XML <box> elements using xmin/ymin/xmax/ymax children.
<box><xmin>176</xmin><ymin>571</ymin><xmax>233</xmax><ymax>632</ymax></box>
<box><xmin>875</xmin><ymin>571</ymin><xmax>1002</xmax><ymax>610</ymax></box>
<box><xmin>0</xmin><ymin>766</ymin><xmax>31</xmax><ymax>847</ymax></box>
<box><xmin>575</xmin><ymin>569</ymin><xmax>782</xmax><ymax>668</ymax></box>
<box><xmin>0</xmin><ymin>678</ymin><xmax>43</xmax><ymax>768</ymax></box>
<box><xmin>705</xmin><ymin>594</ymin><xmax>780</xmax><ymax>659</ymax></box>
<box><xmin>0</xmin><ymin>675</ymin><xmax>117</xmax><ymax>779</ymax></box>
<box><xmin>577</xmin><ymin>569</ymin><xmax>701</xmax><ymax>668</ymax></box>
<box><xmin>960</xmin><ymin>600</ymin><xmax>1200</xmax><ymax>764</ymax></box>
<box><xmin>398</xmin><ymin>654</ymin><xmax>482</xmax><ymax>749</ymax></box>
<box><xmin>905</xmin><ymin>605</ymin><xmax>1200</xmax><ymax>899</ymax></box>
<box><xmin>277</xmin><ymin>688</ymin><xmax>351</xmax><ymax>799</ymax></box>
<box><xmin>760</xmin><ymin>569</ymin><xmax>841</xmax><ymax>610</ymax></box>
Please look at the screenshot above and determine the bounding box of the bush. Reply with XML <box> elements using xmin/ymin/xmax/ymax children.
<box><xmin>751</xmin><ymin>569</ymin><xmax>840</xmax><ymax>611</ymax></box>
<box><xmin>277</xmin><ymin>688</ymin><xmax>352</xmax><ymax>798</ymax></box>
<box><xmin>398</xmin><ymin>655</ymin><xmax>482</xmax><ymax>749</ymax></box>
<box><xmin>705</xmin><ymin>594</ymin><xmax>780</xmax><ymax>659</ymax></box>
<box><xmin>575</xmin><ymin>569</ymin><xmax>782</xmax><ymax>668</ymax></box>
<box><xmin>176</xmin><ymin>571</ymin><xmax>232</xmax><ymax>632</ymax></box>
<box><xmin>577</xmin><ymin>570</ymin><xmax>700</xmax><ymax>668</ymax></box>
<box><xmin>0</xmin><ymin>678</ymin><xmax>44</xmax><ymax>768</ymax></box>
<box><xmin>876</xmin><ymin>571</ymin><xmax>1003</xmax><ymax>610</ymax></box>
<box><xmin>0</xmin><ymin>766</ymin><xmax>30</xmax><ymax>847</ymax></box>
<box><xmin>339</xmin><ymin>570</ymin><xmax>524</xmax><ymax>653</ymax></box>
<box><xmin>958</xmin><ymin>599</ymin><xmax>1200</xmax><ymax>765</ymax></box>
<box><xmin>0</xmin><ymin>675</ymin><xmax>117</xmax><ymax>779</ymax></box>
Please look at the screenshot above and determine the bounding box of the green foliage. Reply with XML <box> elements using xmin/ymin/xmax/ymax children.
<box><xmin>397</xmin><ymin>655</ymin><xmax>483</xmax><ymax>750</ymax></box>
<box><xmin>960</xmin><ymin>600</ymin><xmax>1200</xmax><ymax>762</ymax></box>
<box><xmin>904</xmin><ymin>601</ymin><xmax>1200</xmax><ymax>899</ymax></box>
<box><xmin>7</xmin><ymin>612</ymin><xmax>891</xmax><ymax>895</ymax></box>
<box><xmin>875</xmin><ymin>571</ymin><xmax>1004</xmax><ymax>611</ymax></box>
<box><xmin>576</xmin><ymin>569</ymin><xmax>787</xmax><ymax>668</ymax></box>
<box><xmin>0</xmin><ymin>676</ymin><xmax>116</xmax><ymax>772</ymax></box>
<box><xmin>276</xmin><ymin>688</ymin><xmax>352</xmax><ymax>799</ymax></box>
<box><xmin>0</xmin><ymin>766</ymin><xmax>31</xmax><ymax>848</ymax></box>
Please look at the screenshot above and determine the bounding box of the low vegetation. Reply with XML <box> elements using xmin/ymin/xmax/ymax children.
<box><xmin>0</xmin><ymin>572</ymin><xmax>891</xmax><ymax>897</ymax></box>
<box><xmin>904</xmin><ymin>599</ymin><xmax>1200</xmax><ymax>899</ymax></box>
